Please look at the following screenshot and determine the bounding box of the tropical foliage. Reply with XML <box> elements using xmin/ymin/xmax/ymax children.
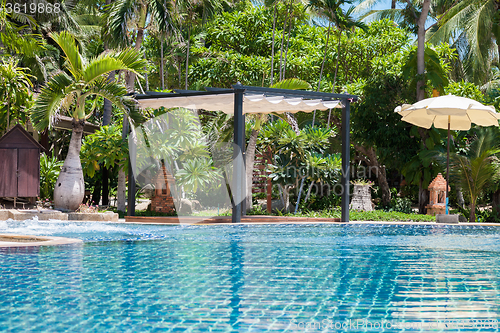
<box><xmin>0</xmin><ymin>0</ymin><xmax>499</xmax><ymax>220</ymax></box>
<box><xmin>39</xmin><ymin>153</ymin><xmax>64</xmax><ymax>200</ymax></box>
<box><xmin>451</xmin><ymin>129</ymin><xmax>500</xmax><ymax>222</ymax></box>
<box><xmin>29</xmin><ymin>31</ymin><xmax>145</xmax><ymax>211</ymax></box>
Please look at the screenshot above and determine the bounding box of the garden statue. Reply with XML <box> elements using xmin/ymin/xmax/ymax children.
<box><xmin>350</xmin><ymin>180</ymin><xmax>374</xmax><ymax>212</ymax></box>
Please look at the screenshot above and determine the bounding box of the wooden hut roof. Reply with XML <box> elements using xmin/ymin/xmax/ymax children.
<box><xmin>0</xmin><ymin>124</ymin><xmax>45</xmax><ymax>150</ymax></box>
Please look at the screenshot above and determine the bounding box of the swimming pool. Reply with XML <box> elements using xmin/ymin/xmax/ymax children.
<box><xmin>1</xmin><ymin>220</ymin><xmax>500</xmax><ymax>332</ymax></box>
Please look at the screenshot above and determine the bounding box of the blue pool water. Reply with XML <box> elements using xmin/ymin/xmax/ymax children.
<box><xmin>1</xmin><ymin>220</ymin><xmax>500</xmax><ymax>332</ymax></box>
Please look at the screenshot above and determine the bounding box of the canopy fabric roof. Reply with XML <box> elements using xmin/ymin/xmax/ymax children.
<box><xmin>136</xmin><ymin>92</ymin><xmax>342</xmax><ymax>114</ymax></box>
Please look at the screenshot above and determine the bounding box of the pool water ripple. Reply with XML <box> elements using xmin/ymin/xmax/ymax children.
<box><xmin>1</xmin><ymin>221</ymin><xmax>500</xmax><ymax>331</ymax></box>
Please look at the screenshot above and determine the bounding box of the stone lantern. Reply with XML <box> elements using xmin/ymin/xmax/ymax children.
<box><xmin>350</xmin><ymin>183</ymin><xmax>374</xmax><ymax>212</ymax></box>
<box><xmin>426</xmin><ymin>173</ymin><xmax>450</xmax><ymax>216</ymax></box>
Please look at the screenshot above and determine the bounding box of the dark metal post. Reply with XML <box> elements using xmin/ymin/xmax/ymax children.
<box><xmin>127</xmin><ymin>130</ymin><xmax>136</xmax><ymax>217</ymax></box>
<box><xmin>232</xmin><ymin>88</ymin><xmax>245</xmax><ymax>223</ymax></box>
<box><xmin>127</xmin><ymin>158</ymin><xmax>136</xmax><ymax>216</ymax></box>
<box><xmin>341</xmin><ymin>99</ymin><xmax>350</xmax><ymax>222</ymax></box>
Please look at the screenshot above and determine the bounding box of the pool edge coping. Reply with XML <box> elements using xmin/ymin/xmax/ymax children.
<box><xmin>0</xmin><ymin>233</ymin><xmax>83</xmax><ymax>248</ymax></box>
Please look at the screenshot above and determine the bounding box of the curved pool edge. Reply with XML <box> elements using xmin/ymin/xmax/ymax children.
<box><xmin>0</xmin><ymin>233</ymin><xmax>83</xmax><ymax>248</ymax></box>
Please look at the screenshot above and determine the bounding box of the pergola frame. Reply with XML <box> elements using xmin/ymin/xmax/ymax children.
<box><xmin>133</xmin><ymin>83</ymin><xmax>358</xmax><ymax>223</ymax></box>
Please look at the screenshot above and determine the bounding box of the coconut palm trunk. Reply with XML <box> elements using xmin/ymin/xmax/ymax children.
<box><xmin>270</xmin><ymin>5</ymin><xmax>277</xmax><ymax>85</ymax></box>
<box><xmin>185</xmin><ymin>25</ymin><xmax>191</xmax><ymax>90</ymax></box>
<box><xmin>278</xmin><ymin>1</ymin><xmax>292</xmax><ymax>80</ymax></box>
<box><xmin>53</xmin><ymin>119</ymin><xmax>85</xmax><ymax>211</ymax></box>
<box><xmin>415</xmin><ymin>0</ymin><xmax>431</xmax><ymax>212</ymax></box>
<box><xmin>332</xmin><ymin>31</ymin><xmax>341</xmax><ymax>93</ymax></box>
<box><xmin>416</xmin><ymin>0</ymin><xmax>431</xmax><ymax>101</ymax></box>
<box><xmin>160</xmin><ymin>38</ymin><xmax>165</xmax><ymax>89</ymax></box>
<box><xmin>282</xmin><ymin>20</ymin><xmax>293</xmax><ymax>80</ymax></box>
<box><xmin>312</xmin><ymin>22</ymin><xmax>331</xmax><ymax>126</ymax></box>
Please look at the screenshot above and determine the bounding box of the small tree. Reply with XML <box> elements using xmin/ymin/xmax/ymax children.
<box><xmin>30</xmin><ymin>31</ymin><xmax>146</xmax><ymax>211</ymax></box>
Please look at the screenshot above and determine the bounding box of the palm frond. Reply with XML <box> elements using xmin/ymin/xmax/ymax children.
<box><xmin>30</xmin><ymin>72</ymin><xmax>75</xmax><ymax>131</ymax></box>
<box><xmin>149</xmin><ymin>0</ymin><xmax>174</xmax><ymax>33</ymax></box>
<box><xmin>271</xmin><ymin>78</ymin><xmax>311</xmax><ymax>90</ymax></box>
<box><xmin>103</xmin><ymin>0</ymin><xmax>135</xmax><ymax>47</ymax></box>
<box><xmin>49</xmin><ymin>31</ymin><xmax>84</xmax><ymax>79</ymax></box>
<box><xmin>82</xmin><ymin>56</ymin><xmax>139</xmax><ymax>83</ymax></box>
<box><xmin>353</xmin><ymin>0</ymin><xmax>384</xmax><ymax>15</ymax></box>
<box><xmin>112</xmin><ymin>47</ymin><xmax>147</xmax><ymax>75</ymax></box>
<box><xmin>84</xmin><ymin>78</ymin><xmax>144</xmax><ymax>125</ymax></box>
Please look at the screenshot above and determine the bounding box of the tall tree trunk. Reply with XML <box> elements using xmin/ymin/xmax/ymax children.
<box><xmin>282</xmin><ymin>20</ymin><xmax>293</xmax><ymax>80</ymax></box>
<box><xmin>120</xmin><ymin>5</ymin><xmax>146</xmax><ymax>211</ymax></box>
<box><xmin>312</xmin><ymin>22</ymin><xmax>331</xmax><ymax>126</ymax></box>
<box><xmin>332</xmin><ymin>31</ymin><xmax>342</xmax><ymax>93</ymax></box>
<box><xmin>53</xmin><ymin>119</ymin><xmax>85</xmax><ymax>211</ymax></box>
<box><xmin>270</xmin><ymin>5</ymin><xmax>277</xmax><ymax>86</ymax></box>
<box><xmin>295</xmin><ymin>177</ymin><xmax>305</xmax><ymax>212</ymax></box>
<box><xmin>391</xmin><ymin>0</ymin><xmax>396</xmax><ymax>9</ymax></box>
<box><xmin>317</xmin><ymin>22</ymin><xmax>331</xmax><ymax>92</ymax></box>
<box><xmin>418</xmin><ymin>179</ymin><xmax>428</xmax><ymax>214</ymax></box>
<box><xmin>102</xmin><ymin>71</ymin><xmax>115</xmax><ymax>125</ymax></box>
<box><xmin>279</xmin><ymin>184</ymin><xmax>290</xmax><ymax>212</ymax></box>
<box><xmin>101</xmin><ymin>70</ymin><xmax>115</xmax><ymax>206</ymax></box>
<box><xmin>126</xmin><ymin>28</ymin><xmax>145</xmax><ymax>93</ymax></box>
<box><xmin>304</xmin><ymin>181</ymin><xmax>314</xmax><ymax>203</ymax></box>
<box><xmin>160</xmin><ymin>38</ymin><xmax>165</xmax><ymax>90</ymax></box>
<box><xmin>470</xmin><ymin>200</ymin><xmax>476</xmax><ymax>222</ymax></box>
<box><xmin>354</xmin><ymin>144</ymin><xmax>391</xmax><ymax>206</ymax></box>
<box><xmin>416</xmin><ymin>0</ymin><xmax>431</xmax><ymax>102</ymax></box>
<box><xmin>185</xmin><ymin>25</ymin><xmax>191</xmax><ymax>90</ymax></box>
<box><xmin>285</xmin><ymin>112</ymin><xmax>300</xmax><ymax>134</ymax></box>
<box><xmin>117</xmin><ymin>169</ymin><xmax>126</xmax><ymax>212</ymax></box>
<box><xmin>6</xmin><ymin>100</ymin><xmax>9</xmax><ymax>132</ymax></box>
<box><xmin>117</xmin><ymin>117</ymin><xmax>129</xmax><ymax>213</ymax></box>
<box><xmin>178</xmin><ymin>56</ymin><xmax>182</xmax><ymax>88</ymax></box>
<box><xmin>245</xmin><ymin>129</ymin><xmax>259</xmax><ymax>211</ymax></box>
<box><xmin>279</xmin><ymin>1</ymin><xmax>292</xmax><ymax>80</ymax></box>
<box><xmin>457</xmin><ymin>186</ymin><xmax>465</xmax><ymax>208</ymax></box>
<box><xmin>414</xmin><ymin>0</ymin><xmax>431</xmax><ymax>213</ymax></box>
<box><xmin>91</xmin><ymin>180</ymin><xmax>101</xmax><ymax>206</ymax></box>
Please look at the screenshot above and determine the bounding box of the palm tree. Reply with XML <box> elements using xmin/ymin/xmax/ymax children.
<box><xmin>307</xmin><ymin>0</ymin><xmax>365</xmax><ymax>124</ymax></box>
<box><xmin>175</xmin><ymin>0</ymin><xmax>229</xmax><ymax>89</ymax></box>
<box><xmin>451</xmin><ymin>129</ymin><xmax>500</xmax><ymax>222</ymax></box>
<box><xmin>330</xmin><ymin>6</ymin><xmax>367</xmax><ymax>93</ymax></box>
<box><xmin>307</xmin><ymin>0</ymin><xmax>347</xmax><ymax>92</ymax></box>
<box><xmin>104</xmin><ymin>0</ymin><xmax>172</xmax><ymax>92</ymax></box>
<box><xmin>426</xmin><ymin>0</ymin><xmax>499</xmax><ymax>85</ymax></box>
<box><xmin>30</xmin><ymin>31</ymin><xmax>146</xmax><ymax>211</ymax></box>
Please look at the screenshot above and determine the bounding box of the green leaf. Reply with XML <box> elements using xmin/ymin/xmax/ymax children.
<box><xmin>425</xmin><ymin>137</ymin><xmax>434</xmax><ymax>150</ymax></box>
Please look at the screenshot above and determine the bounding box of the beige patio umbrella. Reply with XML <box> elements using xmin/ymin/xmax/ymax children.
<box><xmin>395</xmin><ymin>94</ymin><xmax>500</xmax><ymax>214</ymax></box>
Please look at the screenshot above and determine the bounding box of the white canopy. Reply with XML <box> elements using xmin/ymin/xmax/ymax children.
<box><xmin>137</xmin><ymin>93</ymin><xmax>342</xmax><ymax>114</ymax></box>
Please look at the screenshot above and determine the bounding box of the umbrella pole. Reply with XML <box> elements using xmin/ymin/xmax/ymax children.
<box><xmin>446</xmin><ymin>115</ymin><xmax>450</xmax><ymax>215</ymax></box>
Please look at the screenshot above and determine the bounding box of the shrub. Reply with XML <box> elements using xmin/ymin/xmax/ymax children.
<box><xmin>40</xmin><ymin>153</ymin><xmax>63</xmax><ymax>200</ymax></box>
<box><xmin>389</xmin><ymin>197</ymin><xmax>413</xmax><ymax>214</ymax></box>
